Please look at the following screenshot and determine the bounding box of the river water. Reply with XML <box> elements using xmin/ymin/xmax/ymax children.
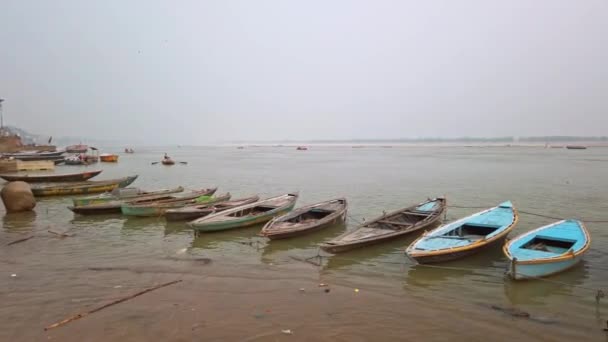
<box><xmin>1</xmin><ymin>145</ymin><xmax>607</xmax><ymax>341</ymax></box>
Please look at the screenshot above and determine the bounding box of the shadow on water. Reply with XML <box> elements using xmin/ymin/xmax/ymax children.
<box><xmin>260</xmin><ymin>222</ymin><xmax>346</xmax><ymax>264</ymax></box>
<box><xmin>69</xmin><ymin>213</ymin><xmax>125</xmax><ymax>226</ymax></box>
<box><xmin>120</xmin><ymin>216</ymin><xmax>166</xmax><ymax>234</ymax></box>
<box><xmin>190</xmin><ymin>224</ymin><xmax>266</xmax><ymax>251</ymax></box>
<box><xmin>163</xmin><ymin>220</ymin><xmax>193</xmax><ymax>236</ymax></box>
<box><xmin>321</xmin><ymin>233</ymin><xmax>420</xmax><ymax>272</ymax></box>
<box><xmin>503</xmin><ymin>261</ymin><xmax>589</xmax><ymax>306</ymax></box>
<box><xmin>404</xmin><ymin>243</ymin><xmax>507</xmax><ymax>288</ymax></box>
<box><xmin>3</xmin><ymin>211</ymin><xmax>37</xmax><ymax>231</ymax></box>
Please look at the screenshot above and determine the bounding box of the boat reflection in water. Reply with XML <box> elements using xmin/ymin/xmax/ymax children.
<box><xmin>261</xmin><ymin>222</ymin><xmax>346</xmax><ymax>265</ymax></box>
<box><xmin>404</xmin><ymin>243</ymin><xmax>505</xmax><ymax>289</ymax></box>
<box><xmin>503</xmin><ymin>260</ymin><xmax>589</xmax><ymax>306</ymax></box>
<box><xmin>3</xmin><ymin>211</ymin><xmax>37</xmax><ymax>232</ymax></box>
<box><xmin>322</xmin><ymin>233</ymin><xmax>419</xmax><ymax>273</ymax></box>
<box><xmin>191</xmin><ymin>223</ymin><xmax>265</xmax><ymax>251</ymax></box>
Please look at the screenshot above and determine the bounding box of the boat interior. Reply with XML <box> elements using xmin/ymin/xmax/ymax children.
<box><xmin>228</xmin><ymin>205</ymin><xmax>278</xmax><ymax>217</ymax></box>
<box><xmin>442</xmin><ymin>223</ymin><xmax>500</xmax><ymax>240</ymax></box>
<box><xmin>521</xmin><ymin>236</ymin><xmax>575</xmax><ymax>254</ymax></box>
<box><xmin>369</xmin><ymin>210</ymin><xmax>430</xmax><ymax>230</ymax></box>
<box><xmin>286</xmin><ymin>208</ymin><xmax>335</xmax><ymax>223</ymax></box>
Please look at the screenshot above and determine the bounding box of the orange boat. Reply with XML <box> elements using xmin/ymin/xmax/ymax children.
<box><xmin>100</xmin><ymin>154</ymin><xmax>119</xmax><ymax>162</ymax></box>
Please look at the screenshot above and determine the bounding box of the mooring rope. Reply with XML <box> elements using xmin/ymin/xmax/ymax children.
<box><xmin>448</xmin><ymin>205</ymin><xmax>608</xmax><ymax>223</ymax></box>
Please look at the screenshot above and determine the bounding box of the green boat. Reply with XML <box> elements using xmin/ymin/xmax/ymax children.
<box><xmin>72</xmin><ymin>186</ymin><xmax>185</xmax><ymax>207</ymax></box>
<box><xmin>189</xmin><ymin>193</ymin><xmax>298</xmax><ymax>232</ymax></box>
<box><xmin>120</xmin><ymin>188</ymin><xmax>219</xmax><ymax>217</ymax></box>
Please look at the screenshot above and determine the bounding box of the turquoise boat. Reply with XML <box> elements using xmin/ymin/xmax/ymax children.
<box><xmin>503</xmin><ymin>220</ymin><xmax>590</xmax><ymax>280</ymax></box>
<box><xmin>189</xmin><ymin>193</ymin><xmax>298</xmax><ymax>232</ymax></box>
<box><xmin>406</xmin><ymin>201</ymin><xmax>518</xmax><ymax>264</ymax></box>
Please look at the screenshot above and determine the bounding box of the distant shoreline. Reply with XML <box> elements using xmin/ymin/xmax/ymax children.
<box><xmin>213</xmin><ymin>142</ymin><xmax>608</xmax><ymax>148</ymax></box>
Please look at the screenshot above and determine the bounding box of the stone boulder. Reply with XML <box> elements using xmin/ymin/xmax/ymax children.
<box><xmin>1</xmin><ymin>181</ymin><xmax>36</xmax><ymax>213</ymax></box>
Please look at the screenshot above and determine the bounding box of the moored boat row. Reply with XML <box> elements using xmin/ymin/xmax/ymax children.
<box><xmin>64</xmin><ymin>185</ymin><xmax>591</xmax><ymax>281</ymax></box>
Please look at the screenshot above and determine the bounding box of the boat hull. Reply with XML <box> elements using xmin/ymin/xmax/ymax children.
<box><xmin>31</xmin><ymin>176</ymin><xmax>137</xmax><ymax>197</ymax></box>
<box><xmin>165</xmin><ymin>210</ymin><xmax>213</xmax><ymax>222</ymax></box>
<box><xmin>409</xmin><ymin>235</ymin><xmax>508</xmax><ymax>264</ymax></box>
<box><xmin>265</xmin><ymin>211</ymin><xmax>346</xmax><ymax>240</ymax></box>
<box><xmin>121</xmin><ymin>189</ymin><xmax>219</xmax><ymax>217</ymax></box>
<box><xmin>0</xmin><ymin>170</ymin><xmax>102</xmax><ymax>183</ymax></box>
<box><xmin>121</xmin><ymin>205</ymin><xmax>164</xmax><ymax>217</ymax></box>
<box><xmin>321</xmin><ymin>230</ymin><xmax>413</xmax><ymax>253</ymax></box>
<box><xmin>72</xmin><ymin>187</ymin><xmax>184</xmax><ymax>207</ymax></box>
<box><xmin>69</xmin><ymin>204</ymin><xmax>122</xmax><ymax>215</ymax></box>
<box><xmin>192</xmin><ymin>204</ymin><xmax>295</xmax><ymax>232</ymax></box>
<box><xmin>507</xmin><ymin>256</ymin><xmax>583</xmax><ymax>280</ymax></box>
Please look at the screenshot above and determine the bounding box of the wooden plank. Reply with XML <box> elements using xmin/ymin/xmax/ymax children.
<box><xmin>378</xmin><ymin>220</ymin><xmax>412</xmax><ymax>226</ymax></box>
<box><xmin>15</xmin><ymin>160</ymin><xmax>54</xmax><ymax>171</ymax></box>
<box><xmin>0</xmin><ymin>160</ymin><xmax>18</xmax><ymax>173</ymax></box>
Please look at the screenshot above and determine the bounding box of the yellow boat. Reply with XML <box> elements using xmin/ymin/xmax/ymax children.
<box><xmin>100</xmin><ymin>154</ymin><xmax>119</xmax><ymax>162</ymax></box>
<box><xmin>31</xmin><ymin>175</ymin><xmax>138</xmax><ymax>197</ymax></box>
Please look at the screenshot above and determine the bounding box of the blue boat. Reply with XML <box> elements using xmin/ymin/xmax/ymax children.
<box><xmin>406</xmin><ymin>201</ymin><xmax>518</xmax><ymax>264</ymax></box>
<box><xmin>503</xmin><ymin>220</ymin><xmax>590</xmax><ymax>280</ymax></box>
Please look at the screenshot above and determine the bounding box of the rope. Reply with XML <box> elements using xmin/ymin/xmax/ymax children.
<box><xmin>346</xmin><ymin>214</ymin><xmax>364</xmax><ymax>226</ymax></box>
<box><xmin>447</xmin><ymin>205</ymin><xmax>608</xmax><ymax>223</ymax></box>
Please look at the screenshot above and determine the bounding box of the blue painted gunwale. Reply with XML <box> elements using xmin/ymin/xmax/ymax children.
<box><xmin>406</xmin><ymin>201</ymin><xmax>518</xmax><ymax>259</ymax></box>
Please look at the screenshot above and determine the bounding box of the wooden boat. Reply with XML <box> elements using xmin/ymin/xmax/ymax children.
<box><xmin>503</xmin><ymin>220</ymin><xmax>590</xmax><ymax>280</ymax></box>
<box><xmin>31</xmin><ymin>175</ymin><xmax>138</xmax><ymax>197</ymax></box>
<box><xmin>0</xmin><ymin>170</ymin><xmax>102</xmax><ymax>183</ymax></box>
<box><xmin>121</xmin><ymin>188</ymin><xmax>219</xmax><ymax>217</ymax></box>
<box><xmin>189</xmin><ymin>193</ymin><xmax>298</xmax><ymax>232</ymax></box>
<box><xmin>406</xmin><ymin>201</ymin><xmax>518</xmax><ymax>264</ymax></box>
<box><xmin>84</xmin><ymin>155</ymin><xmax>99</xmax><ymax>163</ymax></box>
<box><xmin>566</xmin><ymin>146</ymin><xmax>587</xmax><ymax>150</ymax></box>
<box><xmin>296</xmin><ymin>146</ymin><xmax>308</xmax><ymax>151</ymax></box>
<box><xmin>165</xmin><ymin>195</ymin><xmax>260</xmax><ymax>222</ymax></box>
<box><xmin>2</xmin><ymin>154</ymin><xmax>65</xmax><ymax>162</ymax></box>
<box><xmin>161</xmin><ymin>158</ymin><xmax>175</xmax><ymax>165</ymax></box>
<box><xmin>69</xmin><ymin>188</ymin><xmax>199</xmax><ymax>215</ymax></box>
<box><xmin>72</xmin><ymin>186</ymin><xmax>185</xmax><ymax>207</ymax></box>
<box><xmin>3</xmin><ymin>150</ymin><xmax>65</xmax><ymax>158</ymax></box>
<box><xmin>260</xmin><ymin>198</ymin><xmax>347</xmax><ymax>240</ymax></box>
<box><xmin>66</xmin><ymin>144</ymin><xmax>89</xmax><ymax>153</ymax></box>
<box><xmin>100</xmin><ymin>154</ymin><xmax>119</xmax><ymax>162</ymax></box>
<box><xmin>321</xmin><ymin>198</ymin><xmax>446</xmax><ymax>253</ymax></box>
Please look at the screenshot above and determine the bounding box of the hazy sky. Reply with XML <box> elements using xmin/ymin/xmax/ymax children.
<box><xmin>1</xmin><ymin>1</ymin><xmax>607</xmax><ymax>144</ymax></box>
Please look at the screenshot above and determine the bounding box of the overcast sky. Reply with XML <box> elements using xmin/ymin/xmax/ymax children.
<box><xmin>1</xmin><ymin>1</ymin><xmax>607</xmax><ymax>144</ymax></box>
